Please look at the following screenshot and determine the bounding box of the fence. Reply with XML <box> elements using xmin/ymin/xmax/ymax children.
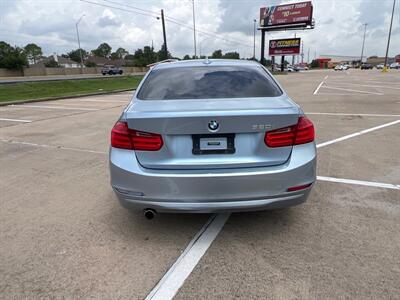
<box><xmin>0</xmin><ymin>67</ymin><xmax>148</xmax><ymax>77</ymax></box>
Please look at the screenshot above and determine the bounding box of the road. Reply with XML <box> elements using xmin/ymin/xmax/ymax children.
<box><xmin>0</xmin><ymin>69</ymin><xmax>399</xmax><ymax>299</ymax></box>
<box><xmin>0</xmin><ymin>72</ymin><xmax>146</xmax><ymax>84</ymax></box>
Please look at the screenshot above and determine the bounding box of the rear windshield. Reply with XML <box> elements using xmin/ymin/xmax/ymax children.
<box><xmin>137</xmin><ymin>65</ymin><xmax>282</xmax><ymax>100</ymax></box>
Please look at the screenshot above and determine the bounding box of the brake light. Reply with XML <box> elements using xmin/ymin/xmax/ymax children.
<box><xmin>111</xmin><ymin>121</ymin><xmax>163</xmax><ymax>151</ymax></box>
<box><xmin>265</xmin><ymin>116</ymin><xmax>314</xmax><ymax>148</ymax></box>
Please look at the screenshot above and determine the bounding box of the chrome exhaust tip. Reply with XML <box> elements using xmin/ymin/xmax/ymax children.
<box><xmin>144</xmin><ymin>209</ymin><xmax>157</xmax><ymax>220</ymax></box>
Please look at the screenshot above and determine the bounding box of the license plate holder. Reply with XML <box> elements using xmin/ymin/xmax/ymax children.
<box><xmin>192</xmin><ymin>134</ymin><xmax>235</xmax><ymax>155</ymax></box>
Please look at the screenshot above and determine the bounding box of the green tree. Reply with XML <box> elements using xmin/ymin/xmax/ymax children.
<box><xmin>84</xmin><ymin>61</ymin><xmax>96</xmax><ymax>67</ymax></box>
<box><xmin>183</xmin><ymin>54</ymin><xmax>190</xmax><ymax>60</ymax></box>
<box><xmin>222</xmin><ymin>52</ymin><xmax>240</xmax><ymax>59</ymax></box>
<box><xmin>92</xmin><ymin>43</ymin><xmax>112</xmax><ymax>58</ymax></box>
<box><xmin>211</xmin><ymin>49</ymin><xmax>223</xmax><ymax>58</ymax></box>
<box><xmin>24</xmin><ymin>43</ymin><xmax>43</xmax><ymax>64</ymax></box>
<box><xmin>157</xmin><ymin>43</ymin><xmax>171</xmax><ymax>61</ymax></box>
<box><xmin>44</xmin><ymin>60</ymin><xmax>60</xmax><ymax>68</ymax></box>
<box><xmin>0</xmin><ymin>41</ymin><xmax>28</xmax><ymax>70</ymax></box>
<box><xmin>67</xmin><ymin>48</ymin><xmax>88</xmax><ymax>63</ymax></box>
<box><xmin>111</xmin><ymin>47</ymin><xmax>128</xmax><ymax>60</ymax></box>
<box><xmin>310</xmin><ymin>59</ymin><xmax>319</xmax><ymax>68</ymax></box>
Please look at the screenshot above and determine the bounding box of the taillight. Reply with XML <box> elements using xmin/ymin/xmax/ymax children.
<box><xmin>265</xmin><ymin>116</ymin><xmax>314</xmax><ymax>148</ymax></box>
<box><xmin>111</xmin><ymin>121</ymin><xmax>163</xmax><ymax>151</ymax></box>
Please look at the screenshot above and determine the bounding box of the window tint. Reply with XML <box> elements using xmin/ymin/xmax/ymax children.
<box><xmin>137</xmin><ymin>65</ymin><xmax>282</xmax><ymax>100</ymax></box>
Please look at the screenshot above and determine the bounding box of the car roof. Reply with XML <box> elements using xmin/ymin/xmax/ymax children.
<box><xmin>151</xmin><ymin>59</ymin><xmax>261</xmax><ymax>70</ymax></box>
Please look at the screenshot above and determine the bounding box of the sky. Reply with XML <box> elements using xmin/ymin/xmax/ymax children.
<box><xmin>0</xmin><ymin>0</ymin><xmax>399</xmax><ymax>61</ymax></box>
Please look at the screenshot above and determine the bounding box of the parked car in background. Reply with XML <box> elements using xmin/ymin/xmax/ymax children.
<box><xmin>102</xmin><ymin>65</ymin><xmax>123</xmax><ymax>75</ymax></box>
<box><xmin>294</xmin><ymin>65</ymin><xmax>309</xmax><ymax>71</ymax></box>
<box><xmin>361</xmin><ymin>63</ymin><xmax>373</xmax><ymax>70</ymax></box>
<box><xmin>109</xmin><ymin>59</ymin><xmax>316</xmax><ymax>218</ymax></box>
<box><xmin>286</xmin><ymin>66</ymin><xmax>298</xmax><ymax>72</ymax></box>
<box><xmin>376</xmin><ymin>64</ymin><xmax>385</xmax><ymax>69</ymax></box>
<box><xmin>334</xmin><ymin>65</ymin><xmax>346</xmax><ymax>71</ymax></box>
<box><xmin>389</xmin><ymin>62</ymin><xmax>400</xmax><ymax>69</ymax></box>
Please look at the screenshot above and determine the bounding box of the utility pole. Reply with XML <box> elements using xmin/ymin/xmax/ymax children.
<box><xmin>307</xmin><ymin>48</ymin><xmax>310</xmax><ymax>64</ymax></box>
<box><xmin>383</xmin><ymin>0</ymin><xmax>396</xmax><ymax>72</ymax></box>
<box><xmin>161</xmin><ymin>9</ymin><xmax>168</xmax><ymax>59</ymax></box>
<box><xmin>192</xmin><ymin>0</ymin><xmax>197</xmax><ymax>58</ymax></box>
<box><xmin>292</xmin><ymin>33</ymin><xmax>296</xmax><ymax>66</ymax></box>
<box><xmin>301</xmin><ymin>40</ymin><xmax>304</xmax><ymax>63</ymax></box>
<box><xmin>253</xmin><ymin>19</ymin><xmax>257</xmax><ymax>59</ymax></box>
<box><xmin>76</xmin><ymin>14</ymin><xmax>85</xmax><ymax>72</ymax></box>
<box><xmin>360</xmin><ymin>23</ymin><xmax>368</xmax><ymax>65</ymax></box>
<box><xmin>260</xmin><ymin>30</ymin><xmax>265</xmax><ymax>66</ymax></box>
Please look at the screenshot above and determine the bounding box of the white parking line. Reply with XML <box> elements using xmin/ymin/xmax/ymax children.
<box><xmin>0</xmin><ymin>139</ymin><xmax>107</xmax><ymax>154</ymax></box>
<box><xmin>8</xmin><ymin>104</ymin><xmax>98</xmax><ymax>111</ymax></box>
<box><xmin>321</xmin><ymin>85</ymin><xmax>383</xmax><ymax>95</ymax></box>
<box><xmin>325</xmin><ymin>81</ymin><xmax>400</xmax><ymax>90</ymax></box>
<box><xmin>307</xmin><ymin>112</ymin><xmax>400</xmax><ymax>117</ymax></box>
<box><xmin>146</xmin><ymin>214</ymin><xmax>230</xmax><ymax>300</ymax></box>
<box><xmin>313</xmin><ymin>80</ymin><xmax>324</xmax><ymax>95</ymax></box>
<box><xmin>75</xmin><ymin>99</ymin><xmax>129</xmax><ymax>103</ymax></box>
<box><xmin>317</xmin><ymin>119</ymin><xmax>400</xmax><ymax>148</ymax></box>
<box><xmin>317</xmin><ymin>176</ymin><xmax>400</xmax><ymax>190</ymax></box>
<box><xmin>0</xmin><ymin>118</ymin><xmax>32</xmax><ymax>123</ymax></box>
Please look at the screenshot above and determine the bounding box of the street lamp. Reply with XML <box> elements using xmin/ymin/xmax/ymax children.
<box><xmin>199</xmin><ymin>36</ymin><xmax>211</xmax><ymax>58</ymax></box>
<box><xmin>76</xmin><ymin>14</ymin><xmax>85</xmax><ymax>71</ymax></box>
<box><xmin>192</xmin><ymin>0</ymin><xmax>197</xmax><ymax>58</ymax></box>
<box><xmin>253</xmin><ymin>19</ymin><xmax>257</xmax><ymax>60</ymax></box>
<box><xmin>360</xmin><ymin>23</ymin><xmax>368</xmax><ymax>65</ymax></box>
<box><xmin>383</xmin><ymin>0</ymin><xmax>396</xmax><ymax>72</ymax></box>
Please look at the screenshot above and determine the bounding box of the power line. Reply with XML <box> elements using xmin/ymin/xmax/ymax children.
<box><xmin>80</xmin><ymin>0</ymin><xmax>160</xmax><ymax>19</ymax></box>
<box><xmin>82</xmin><ymin>0</ymin><xmax>252</xmax><ymax>49</ymax></box>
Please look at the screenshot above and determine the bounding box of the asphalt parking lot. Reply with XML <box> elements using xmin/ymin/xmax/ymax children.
<box><xmin>1</xmin><ymin>69</ymin><xmax>399</xmax><ymax>299</ymax></box>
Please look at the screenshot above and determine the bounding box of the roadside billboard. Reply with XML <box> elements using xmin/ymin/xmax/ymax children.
<box><xmin>269</xmin><ymin>38</ymin><xmax>301</xmax><ymax>56</ymax></box>
<box><xmin>260</xmin><ymin>1</ymin><xmax>313</xmax><ymax>30</ymax></box>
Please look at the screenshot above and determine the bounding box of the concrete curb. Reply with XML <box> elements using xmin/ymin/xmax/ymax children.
<box><xmin>0</xmin><ymin>89</ymin><xmax>135</xmax><ymax>106</ymax></box>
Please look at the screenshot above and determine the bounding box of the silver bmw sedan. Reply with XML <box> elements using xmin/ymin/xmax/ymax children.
<box><xmin>109</xmin><ymin>59</ymin><xmax>316</xmax><ymax>217</ymax></box>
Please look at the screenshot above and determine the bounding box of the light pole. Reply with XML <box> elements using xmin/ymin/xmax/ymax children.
<box><xmin>360</xmin><ymin>23</ymin><xmax>367</xmax><ymax>66</ymax></box>
<box><xmin>199</xmin><ymin>36</ymin><xmax>211</xmax><ymax>58</ymax></box>
<box><xmin>253</xmin><ymin>19</ymin><xmax>257</xmax><ymax>59</ymax></box>
<box><xmin>192</xmin><ymin>0</ymin><xmax>197</xmax><ymax>58</ymax></box>
<box><xmin>76</xmin><ymin>14</ymin><xmax>85</xmax><ymax>71</ymax></box>
<box><xmin>383</xmin><ymin>0</ymin><xmax>396</xmax><ymax>72</ymax></box>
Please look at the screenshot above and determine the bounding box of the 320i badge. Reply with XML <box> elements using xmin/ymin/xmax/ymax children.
<box><xmin>109</xmin><ymin>59</ymin><xmax>316</xmax><ymax>218</ymax></box>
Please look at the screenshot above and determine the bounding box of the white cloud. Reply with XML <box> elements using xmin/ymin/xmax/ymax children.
<box><xmin>97</xmin><ymin>9</ymin><xmax>122</xmax><ymax>27</ymax></box>
<box><xmin>0</xmin><ymin>0</ymin><xmax>398</xmax><ymax>59</ymax></box>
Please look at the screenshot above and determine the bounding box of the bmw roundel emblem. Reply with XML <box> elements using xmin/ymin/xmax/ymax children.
<box><xmin>208</xmin><ymin>120</ymin><xmax>219</xmax><ymax>132</ymax></box>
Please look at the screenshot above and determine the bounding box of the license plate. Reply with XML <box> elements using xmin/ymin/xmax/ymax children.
<box><xmin>192</xmin><ymin>134</ymin><xmax>235</xmax><ymax>155</ymax></box>
<box><xmin>200</xmin><ymin>137</ymin><xmax>227</xmax><ymax>150</ymax></box>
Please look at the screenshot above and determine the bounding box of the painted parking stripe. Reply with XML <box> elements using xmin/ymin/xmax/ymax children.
<box><xmin>313</xmin><ymin>80</ymin><xmax>324</xmax><ymax>95</ymax></box>
<box><xmin>321</xmin><ymin>85</ymin><xmax>383</xmax><ymax>95</ymax></box>
<box><xmin>8</xmin><ymin>104</ymin><xmax>98</xmax><ymax>111</ymax></box>
<box><xmin>307</xmin><ymin>112</ymin><xmax>400</xmax><ymax>117</ymax></box>
<box><xmin>324</xmin><ymin>81</ymin><xmax>400</xmax><ymax>90</ymax></box>
<box><xmin>76</xmin><ymin>99</ymin><xmax>129</xmax><ymax>103</ymax></box>
<box><xmin>146</xmin><ymin>213</ymin><xmax>230</xmax><ymax>300</ymax></box>
<box><xmin>0</xmin><ymin>118</ymin><xmax>32</xmax><ymax>123</ymax></box>
<box><xmin>317</xmin><ymin>176</ymin><xmax>400</xmax><ymax>190</ymax></box>
<box><xmin>0</xmin><ymin>139</ymin><xmax>106</xmax><ymax>154</ymax></box>
<box><xmin>317</xmin><ymin>119</ymin><xmax>400</xmax><ymax>148</ymax></box>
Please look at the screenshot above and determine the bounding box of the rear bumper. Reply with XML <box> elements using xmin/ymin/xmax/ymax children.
<box><xmin>109</xmin><ymin>143</ymin><xmax>316</xmax><ymax>213</ymax></box>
